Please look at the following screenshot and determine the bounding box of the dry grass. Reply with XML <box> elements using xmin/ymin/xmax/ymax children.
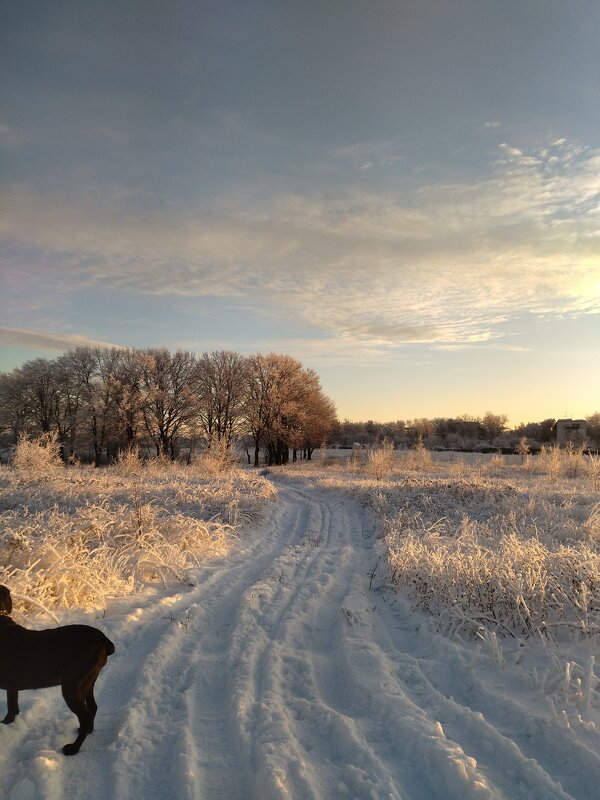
<box><xmin>277</xmin><ymin>450</ymin><xmax>600</xmax><ymax>642</ymax></box>
<box><xmin>0</xmin><ymin>436</ymin><xmax>276</xmax><ymax>615</ymax></box>
<box><xmin>365</xmin><ymin>441</ymin><xmax>395</xmax><ymax>480</ymax></box>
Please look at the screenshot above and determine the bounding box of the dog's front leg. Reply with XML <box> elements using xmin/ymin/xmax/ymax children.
<box><xmin>2</xmin><ymin>689</ymin><xmax>19</xmax><ymax>724</ymax></box>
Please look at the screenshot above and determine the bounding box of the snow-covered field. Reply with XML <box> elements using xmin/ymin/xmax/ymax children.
<box><xmin>1</xmin><ymin>451</ymin><xmax>600</xmax><ymax>799</ymax></box>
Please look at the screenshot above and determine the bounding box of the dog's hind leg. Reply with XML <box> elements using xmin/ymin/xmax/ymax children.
<box><xmin>60</xmin><ymin>686</ymin><xmax>93</xmax><ymax>756</ymax></box>
<box><xmin>83</xmin><ymin>679</ymin><xmax>98</xmax><ymax>731</ymax></box>
<box><xmin>1</xmin><ymin>689</ymin><xmax>19</xmax><ymax>724</ymax></box>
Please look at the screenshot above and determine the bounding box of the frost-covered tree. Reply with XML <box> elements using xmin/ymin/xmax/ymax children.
<box><xmin>244</xmin><ymin>353</ymin><xmax>335</xmax><ymax>466</ymax></box>
<box><xmin>0</xmin><ymin>368</ymin><xmax>30</xmax><ymax>440</ymax></box>
<box><xmin>15</xmin><ymin>358</ymin><xmax>61</xmax><ymax>435</ymax></box>
<box><xmin>481</xmin><ymin>412</ymin><xmax>508</xmax><ymax>442</ymax></box>
<box><xmin>296</xmin><ymin>373</ymin><xmax>337</xmax><ymax>460</ymax></box>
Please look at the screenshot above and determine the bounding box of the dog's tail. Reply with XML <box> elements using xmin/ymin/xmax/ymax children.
<box><xmin>102</xmin><ymin>633</ymin><xmax>115</xmax><ymax>656</ymax></box>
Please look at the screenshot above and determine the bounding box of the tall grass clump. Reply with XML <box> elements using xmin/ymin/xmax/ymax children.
<box><xmin>587</xmin><ymin>454</ymin><xmax>600</xmax><ymax>491</ymax></box>
<box><xmin>399</xmin><ymin>439</ymin><xmax>432</xmax><ymax>471</ymax></box>
<box><xmin>194</xmin><ymin>437</ymin><xmax>241</xmax><ymax>477</ymax></box>
<box><xmin>481</xmin><ymin>453</ymin><xmax>505</xmax><ymax>477</ymax></box>
<box><xmin>349</xmin><ymin>445</ymin><xmax>366</xmax><ymax>471</ymax></box>
<box><xmin>365</xmin><ymin>440</ymin><xmax>395</xmax><ymax>480</ymax></box>
<box><xmin>535</xmin><ymin>443</ymin><xmax>588</xmax><ymax>480</ymax></box>
<box><xmin>562</xmin><ymin>441</ymin><xmax>587</xmax><ymax>479</ymax></box>
<box><xmin>11</xmin><ymin>432</ymin><xmax>62</xmax><ymax>477</ymax></box>
<box><xmin>538</xmin><ymin>444</ymin><xmax>563</xmax><ymax>480</ymax></box>
<box><xmin>0</xmin><ymin>503</ymin><xmax>231</xmax><ymax>611</ymax></box>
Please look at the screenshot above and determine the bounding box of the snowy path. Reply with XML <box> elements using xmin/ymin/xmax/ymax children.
<box><xmin>2</xmin><ymin>474</ymin><xmax>600</xmax><ymax>799</ymax></box>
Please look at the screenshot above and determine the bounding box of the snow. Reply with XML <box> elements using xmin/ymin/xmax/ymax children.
<box><xmin>2</xmin><ymin>470</ymin><xmax>600</xmax><ymax>799</ymax></box>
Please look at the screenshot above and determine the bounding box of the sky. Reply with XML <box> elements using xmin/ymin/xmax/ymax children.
<box><xmin>1</xmin><ymin>0</ymin><xmax>599</xmax><ymax>425</ymax></box>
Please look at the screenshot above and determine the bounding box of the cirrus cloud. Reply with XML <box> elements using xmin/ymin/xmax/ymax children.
<box><xmin>0</xmin><ymin>327</ymin><xmax>121</xmax><ymax>353</ymax></box>
<box><xmin>2</xmin><ymin>138</ymin><xmax>599</xmax><ymax>346</ymax></box>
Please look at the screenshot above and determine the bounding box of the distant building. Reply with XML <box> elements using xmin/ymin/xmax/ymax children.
<box><xmin>554</xmin><ymin>419</ymin><xmax>587</xmax><ymax>445</ymax></box>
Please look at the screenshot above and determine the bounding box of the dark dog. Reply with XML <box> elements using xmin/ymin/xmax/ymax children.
<box><xmin>0</xmin><ymin>585</ymin><xmax>115</xmax><ymax>755</ymax></box>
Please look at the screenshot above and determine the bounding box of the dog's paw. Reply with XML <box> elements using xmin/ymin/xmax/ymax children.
<box><xmin>62</xmin><ymin>743</ymin><xmax>80</xmax><ymax>756</ymax></box>
<box><xmin>1</xmin><ymin>715</ymin><xmax>16</xmax><ymax>725</ymax></box>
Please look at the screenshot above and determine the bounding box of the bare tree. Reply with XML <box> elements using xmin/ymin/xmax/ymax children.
<box><xmin>70</xmin><ymin>347</ymin><xmax>127</xmax><ymax>466</ymax></box>
<box><xmin>0</xmin><ymin>368</ymin><xmax>30</xmax><ymax>441</ymax></box>
<box><xmin>196</xmin><ymin>351</ymin><xmax>247</xmax><ymax>445</ymax></box>
<box><xmin>139</xmin><ymin>349</ymin><xmax>200</xmax><ymax>458</ymax></box>
<box><xmin>586</xmin><ymin>412</ymin><xmax>600</xmax><ymax>449</ymax></box>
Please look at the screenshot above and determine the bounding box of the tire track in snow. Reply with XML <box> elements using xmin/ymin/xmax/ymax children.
<box><xmin>252</xmin><ymin>485</ymin><xmax>495</xmax><ymax>799</ymax></box>
<box><xmin>292</xmin><ymin>485</ymin><xmax>577</xmax><ymax>800</ymax></box>
<box><xmin>376</xmin><ymin>627</ymin><xmax>600</xmax><ymax>799</ymax></box>
<box><xmin>328</xmin><ymin>614</ymin><xmax>574</xmax><ymax>800</ymax></box>
<box><xmin>226</xmin><ymin>484</ymin><xmax>411</xmax><ymax>799</ymax></box>
<box><xmin>106</xmin><ymin>495</ymin><xmax>305</xmax><ymax>800</ymax></box>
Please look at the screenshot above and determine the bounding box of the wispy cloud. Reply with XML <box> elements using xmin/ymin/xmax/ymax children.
<box><xmin>0</xmin><ymin>123</ymin><xmax>27</xmax><ymax>150</ymax></box>
<box><xmin>178</xmin><ymin>334</ymin><xmax>403</xmax><ymax>367</ymax></box>
<box><xmin>3</xmin><ymin>137</ymin><xmax>600</xmax><ymax>347</ymax></box>
<box><xmin>327</xmin><ymin>139</ymin><xmax>405</xmax><ymax>171</ymax></box>
<box><xmin>0</xmin><ymin>327</ymin><xmax>121</xmax><ymax>353</ymax></box>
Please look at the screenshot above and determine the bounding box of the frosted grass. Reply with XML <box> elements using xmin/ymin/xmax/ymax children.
<box><xmin>0</xmin><ymin>438</ymin><xmax>276</xmax><ymax>614</ymax></box>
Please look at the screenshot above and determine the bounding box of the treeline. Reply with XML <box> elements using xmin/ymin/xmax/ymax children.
<box><xmin>333</xmin><ymin>413</ymin><xmax>600</xmax><ymax>451</ymax></box>
<box><xmin>0</xmin><ymin>348</ymin><xmax>337</xmax><ymax>466</ymax></box>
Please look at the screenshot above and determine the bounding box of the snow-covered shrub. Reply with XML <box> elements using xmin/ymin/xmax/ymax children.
<box><xmin>515</xmin><ymin>436</ymin><xmax>530</xmax><ymax>463</ymax></box>
<box><xmin>193</xmin><ymin>438</ymin><xmax>241</xmax><ymax>476</ymax></box>
<box><xmin>398</xmin><ymin>440</ymin><xmax>432</xmax><ymax>471</ymax></box>
<box><xmin>587</xmin><ymin>454</ymin><xmax>600</xmax><ymax>491</ymax></box>
<box><xmin>481</xmin><ymin>453</ymin><xmax>505</xmax><ymax>476</ymax></box>
<box><xmin>365</xmin><ymin>441</ymin><xmax>394</xmax><ymax>480</ymax></box>
<box><xmin>11</xmin><ymin>432</ymin><xmax>63</xmax><ymax>477</ymax></box>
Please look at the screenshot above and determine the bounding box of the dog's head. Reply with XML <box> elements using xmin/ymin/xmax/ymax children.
<box><xmin>0</xmin><ymin>585</ymin><xmax>13</xmax><ymax>615</ymax></box>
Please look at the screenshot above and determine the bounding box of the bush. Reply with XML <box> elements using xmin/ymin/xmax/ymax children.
<box><xmin>365</xmin><ymin>441</ymin><xmax>394</xmax><ymax>480</ymax></box>
<box><xmin>11</xmin><ymin>432</ymin><xmax>62</xmax><ymax>477</ymax></box>
<box><xmin>399</xmin><ymin>440</ymin><xmax>432</xmax><ymax>471</ymax></box>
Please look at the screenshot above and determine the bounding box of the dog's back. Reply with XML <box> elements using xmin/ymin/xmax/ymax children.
<box><xmin>0</xmin><ymin>620</ymin><xmax>115</xmax><ymax>690</ymax></box>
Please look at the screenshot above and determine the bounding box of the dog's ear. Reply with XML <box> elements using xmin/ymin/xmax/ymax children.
<box><xmin>0</xmin><ymin>585</ymin><xmax>12</xmax><ymax>614</ymax></box>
